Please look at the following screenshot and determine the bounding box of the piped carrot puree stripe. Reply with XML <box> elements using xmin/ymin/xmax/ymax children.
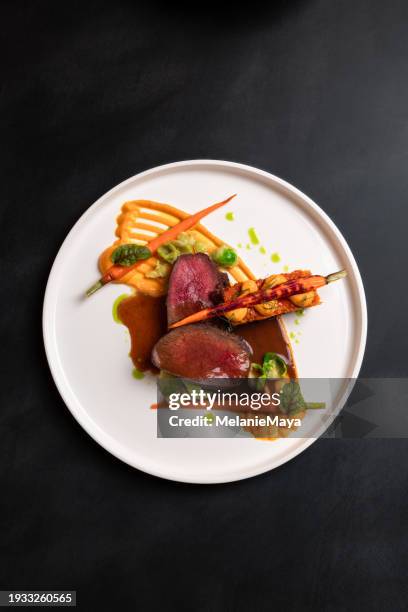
<box><xmin>99</xmin><ymin>200</ymin><xmax>255</xmax><ymax>296</ymax></box>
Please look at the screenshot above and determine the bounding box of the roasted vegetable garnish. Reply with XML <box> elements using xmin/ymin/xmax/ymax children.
<box><xmin>263</xmin><ymin>352</ymin><xmax>288</xmax><ymax>378</ymax></box>
<box><xmin>212</xmin><ymin>271</ymin><xmax>319</xmax><ymax>325</ymax></box>
<box><xmin>254</xmin><ymin>274</ymin><xmax>286</xmax><ymax>316</ymax></box>
<box><xmin>157</xmin><ymin>242</ymin><xmax>181</xmax><ymax>264</ymax></box>
<box><xmin>225</xmin><ymin>280</ymin><xmax>257</xmax><ymax>323</ymax></box>
<box><xmin>169</xmin><ymin>270</ymin><xmax>347</xmax><ymax>328</ymax></box>
<box><xmin>250</xmin><ymin>352</ymin><xmax>288</xmax><ymax>391</ymax></box>
<box><xmin>289</xmin><ymin>291</ymin><xmax>316</xmax><ymax>308</ymax></box>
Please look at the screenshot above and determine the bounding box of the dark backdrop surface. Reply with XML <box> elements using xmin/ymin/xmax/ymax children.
<box><xmin>2</xmin><ymin>1</ymin><xmax>408</xmax><ymax>610</ymax></box>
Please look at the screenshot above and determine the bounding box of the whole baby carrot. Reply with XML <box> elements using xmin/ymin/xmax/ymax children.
<box><xmin>86</xmin><ymin>194</ymin><xmax>236</xmax><ymax>297</ymax></box>
<box><xmin>169</xmin><ymin>270</ymin><xmax>347</xmax><ymax>328</ymax></box>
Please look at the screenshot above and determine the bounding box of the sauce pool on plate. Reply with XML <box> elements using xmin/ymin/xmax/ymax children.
<box><xmin>238</xmin><ymin>317</ymin><xmax>296</xmax><ymax>378</ymax></box>
<box><xmin>117</xmin><ymin>294</ymin><xmax>167</xmax><ymax>372</ymax></box>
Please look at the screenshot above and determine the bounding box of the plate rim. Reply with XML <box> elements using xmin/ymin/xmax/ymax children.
<box><xmin>42</xmin><ymin>159</ymin><xmax>368</xmax><ymax>484</ymax></box>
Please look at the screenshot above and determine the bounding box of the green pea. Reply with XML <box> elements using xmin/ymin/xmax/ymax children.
<box><xmin>211</xmin><ymin>245</ymin><xmax>238</xmax><ymax>267</ymax></box>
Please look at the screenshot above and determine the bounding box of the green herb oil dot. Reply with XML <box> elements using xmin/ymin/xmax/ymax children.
<box><xmin>112</xmin><ymin>294</ymin><xmax>130</xmax><ymax>324</ymax></box>
<box><xmin>237</xmin><ymin>242</ymin><xmax>243</xmax><ymax>248</ymax></box>
<box><xmin>225</xmin><ymin>212</ymin><xmax>235</xmax><ymax>221</ymax></box>
<box><xmin>132</xmin><ymin>368</ymin><xmax>144</xmax><ymax>380</ymax></box>
<box><xmin>259</xmin><ymin>246</ymin><xmax>266</xmax><ymax>255</ymax></box>
<box><xmin>271</xmin><ymin>252</ymin><xmax>281</xmax><ymax>263</ymax></box>
<box><xmin>248</xmin><ymin>227</ymin><xmax>260</xmax><ymax>245</ymax></box>
<box><xmin>283</xmin><ymin>264</ymin><xmax>289</xmax><ymax>272</ymax></box>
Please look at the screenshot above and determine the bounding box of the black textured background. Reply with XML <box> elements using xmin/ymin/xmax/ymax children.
<box><xmin>2</xmin><ymin>1</ymin><xmax>408</xmax><ymax>610</ymax></box>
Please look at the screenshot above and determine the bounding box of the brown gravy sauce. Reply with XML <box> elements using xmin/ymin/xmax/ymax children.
<box><xmin>118</xmin><ymin>294</ymin><xmax>295</xmax><ymax>378</ymax></box>
<box><xmin>117</xmin><ymin>294</ymin><xmax>167</xmax><ymax>372</ymax></box>
<box><xmin>236</xmin><ymin>317</ymin><xmax>296</xmax><ymax>378</ymax></box>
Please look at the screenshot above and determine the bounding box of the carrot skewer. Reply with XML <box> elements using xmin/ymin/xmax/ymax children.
<box><xmin>86</xmin><ymin>194</ymin><xmax>236</xmax><ymax>297</ymax></box>
<box><xmin>169</xmin><ymin>270</ymin><xmax>347</xmax><ymax>328</ymax></box>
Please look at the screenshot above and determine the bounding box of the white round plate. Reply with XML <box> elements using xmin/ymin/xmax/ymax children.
<box><xmin>43</xmin><ymin>160</ymin><xmax>367</xmax><ymax>483</ymax></box>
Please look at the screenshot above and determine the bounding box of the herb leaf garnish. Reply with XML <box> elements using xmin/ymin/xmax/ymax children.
<box><xmin>279</xmin><ymin>380</ymin><xmax>326</xmax><ymax>416</ymax></box>
<box><xmin>111</xmin><ymin>244</ymin><xmax>152</xmax><ymax>266</ymax></box>
<box><xmin>279</xmin><ymin>380</ymin><xmax>307</xmax><ymax>416</ymax></box>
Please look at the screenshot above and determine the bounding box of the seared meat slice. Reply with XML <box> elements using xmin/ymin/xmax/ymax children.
<box><xmin>167</xmin><ymin>253</ymin><xmax>228</xmax><ymax>325</ymax></box>
<box><xmin>151</xmin><ymin>323</ymin><xmax>252</xmax><ymax>379</ymax></box>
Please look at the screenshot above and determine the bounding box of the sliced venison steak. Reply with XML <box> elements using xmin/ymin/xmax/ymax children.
<box><xmin>151</xmin><ymin>323</ymin><xmax>252</xmax><ymax>379</ymax></box>
<box><xmin>166</xmin><ymin>253</ymin><xmax>228</xmax><ymax>325</ymax></box>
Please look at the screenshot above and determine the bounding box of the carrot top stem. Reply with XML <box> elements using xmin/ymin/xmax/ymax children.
<box><xmin>85</xmin><ymin>280</ymin><xmax>104</xmax><ymax>298</ymax></box>
<box><xmin>326</xmin><ymin>269</ymin><xmax>347</xmax><ymax>283</ymax></box>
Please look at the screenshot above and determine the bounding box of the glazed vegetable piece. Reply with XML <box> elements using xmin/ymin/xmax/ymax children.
<box><xmin>254</xmin><ymin>274</ymin><xmax>286</xmax><ymax>316</ymax></box>
<box><xmin>169</xmin><ymin>270</ymin><xmax>347</xmax><ymax>328</ymax></box>
<box><xmin>214</xmin><ymin>271</ymin><xmax>317</xmax><ymax>325</ymax></box>
<box><xmin>263</xmin><ymin>352</ymin><xmax>288</xmax><ymax>378</ymax></box>
<box><xmin>289</xmin><ymin>291</ymin><xmax>316</xmax><ymax>308</ymax></box>
<box><xmin>85</xmin><ymin>194</ymin><xmax>236</xmax><ymax>296</ymax></box>
<box><xmin>157</xmin><ymin>232</ymin><xmax>196</xmax><ymax>263</ymax></box>
<box><xmin>157</xmin><ymin>242</ymin><xmax>180</xmax><ymax>264</ymax></box>
<box><xmin>250</xmin><ymin>352</ymin><xmax>288</xmax><ymax>391</ymax></box>
<box><xmin>225</xmin><ymin>280</ymin><xmax>257</xmax><ymax>323</ymax></box>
